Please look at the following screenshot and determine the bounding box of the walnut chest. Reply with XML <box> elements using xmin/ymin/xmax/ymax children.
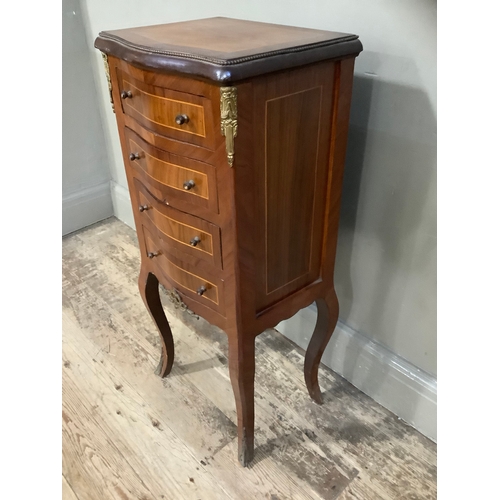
<box><xmin>95</xmin><ymin>17</ymin><xmax>362</xmax><ymax>466</ymax></box>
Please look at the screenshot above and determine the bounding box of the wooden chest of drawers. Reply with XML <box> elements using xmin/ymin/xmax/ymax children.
<box><xmin>95</xmin><ymin>17</ymin><xmax>362</xmax><ymax>466</ymax></box>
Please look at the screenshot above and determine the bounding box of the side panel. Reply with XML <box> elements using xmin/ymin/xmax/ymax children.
<box><xmin>253</xmin><ymin>62</ymin><xmax>335</xmax><ymax>312</ymax></box>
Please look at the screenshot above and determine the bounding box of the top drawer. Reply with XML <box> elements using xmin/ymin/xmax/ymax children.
<box><xmin>116</xmin><ymin>69</ymin><xmax>216</xmax><ymax>149</ymax></box>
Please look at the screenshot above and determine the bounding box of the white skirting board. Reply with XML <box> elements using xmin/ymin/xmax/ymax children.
<box><xmin>62</xmin><ymin>182</ymin><xmax>113</xmax><ymax>236</ymax></box>
<box><xmin>276</xmin><ymin>304</ymin><xmax>437</xmax><ymax>442</ymax></box>
<box><xmin>110</xmin><ymin>181</ymin><xmax>135</xmax><ymax>229</ymax></box>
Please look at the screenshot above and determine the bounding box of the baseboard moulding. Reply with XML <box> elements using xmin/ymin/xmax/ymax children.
<box><xmin>276</xmin><ymin>304</ymin><xmax>437</xmax><ymax>442</ymax></box>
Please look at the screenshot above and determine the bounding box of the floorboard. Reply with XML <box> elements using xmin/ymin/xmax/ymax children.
<box><xmin>62</xmin><ymin>475</ymin><xmax>79</xmax><ymax>500</ymax></box>
<box><xmin>62</xmin><ymin>218</ymin><xmax>437</xmax><ymax>499</ymax></box>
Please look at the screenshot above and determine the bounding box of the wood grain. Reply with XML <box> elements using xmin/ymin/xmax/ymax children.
<box><xmin>252</xmin><ymin>61</ymin><xmax>334</xmax><ymax>312</ymax></box>
<box><xmin>125</xmin><ymin>128</ymin><xmax>219</xmax><ymax>216</ymax></box>
<box><xmin>304</xmin><ymin>290</ymin><xmax>340</xmax><ymax>403</ymax></box>
<box><xmin>62</xmin><ymin>219</ymin><xmax>437</xmax><ymax>499</ymax></box>
<box><xmin>130</xmin><ymin>138</ymin><xmax>210</xmax><ymax>199</ymax></box>
<box><xmin>117</xmin><ymin>69</ymin><xmax>214</xmax><ymax>148</ymax></box>
<box><xmin>265</xmin><ymin>85</ymin><xmax>322</xmax><ymax>294</ymax></box>
<box><xmin>141</xmin><ymin>198</ymin><xmax>214</xmax><ymax>256</ymax></box>
<box><xmin>63</xmin><ymin>314</ymin><xmax>230</xmax><ymax>500</ymax></box>
<box><xmin>62</xmin><ymin>476</ymin><xmax>79</xmax><ymax>500</ymax></box>
<box><xmin>95</xmin><ymin>17</ymin><xmax>362</xmax><ymax>83</ymax></box>
<box><xmin>138</xmin><ymin>268</ymin><xmax>175</xmax><ymax>378</ymax></box>
<box><xmin>136</xmin><ymin>178</ymin><xmax>222</xmax><ymax>269</ymax></box>
<box><xmin>101</xmin><ymin>18</ymin><xmax>358</xmax><ymax>62</ymax></box>
<box><xmin>142</xmin><ymin>225</ymin><xmax>223</xmax><ymax>310</ymax></box>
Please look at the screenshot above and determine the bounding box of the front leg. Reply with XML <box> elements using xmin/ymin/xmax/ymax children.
<box><xmin>138</xmin><ymin>267</ymin><xmax>174</xmax><ymax>377</ymax></box>
<box><xmin>227</xmin><ymin>332</ymin><xmax>255</xmax><ymax>467</ymax></box>
<box><xmin>304</xmin><ymin>289</ymin><xmax>339</xmax><ymax>404</ymax></box>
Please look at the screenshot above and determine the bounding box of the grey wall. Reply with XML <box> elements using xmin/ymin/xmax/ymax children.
<box><xmin>62</xmin><ymin>0</ymin><xmax>113</xmax><ymax>235</ymax></box>
<box><xmin>79</xmin><ymin>0</ymin><xmax>436</xmax><ymax>439</ymax></box>
<box><xmin>335</xmin><ymin>74</ymin><xmax>436</xmax><ymax>374</ymax></box>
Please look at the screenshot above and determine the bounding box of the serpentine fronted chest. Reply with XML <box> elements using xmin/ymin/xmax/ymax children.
<box><xmin>95</xmin><ymin>17</ymin><xmax>362</xmax><ymax>466</ymax></box>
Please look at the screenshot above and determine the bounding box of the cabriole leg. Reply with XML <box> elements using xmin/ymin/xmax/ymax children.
<box><xmin>138</xmin><ymin>268</ymin><xmax>174</xmax><ymax>377</ymax></box>
<box><xmin>304</xmin><ymin>289</ymin><xmax>339</xmax><ymax>404</ymax></box>
<box><xmin>227</xmin><ymin>333</ymin><xmax>256</xmax><ymax>466</ymax></box>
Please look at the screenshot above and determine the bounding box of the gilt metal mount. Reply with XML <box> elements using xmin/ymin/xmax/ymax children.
<box><xmin>101</xmin><ymin>52</ymin><xmax>115</xmax><ymax>112</ymax></box>
<box><xmin>160</xmin><ymin>285</ymin><xmax>199</xmax><ymax>319</ymax></box>
<box><xmin>220</xmin><ymin>86</ymin><xmax>237</xmax><ymax>167</ymax></box>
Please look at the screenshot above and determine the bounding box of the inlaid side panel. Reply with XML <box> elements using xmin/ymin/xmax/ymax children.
<box><xmin>265</xmin><ymin>87</ymin><xmax>322</xmax><ymax>293</ymax></box>
<box><xmin>253</xmin><ymin>62</ymin><xmax>335</xmax><ymax>312</ymax></box>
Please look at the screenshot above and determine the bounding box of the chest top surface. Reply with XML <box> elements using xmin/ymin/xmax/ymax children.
<box><xmin>95</xmin><ymin>17</ymin><xmax>362</xmax><ymax>83</ymax></box>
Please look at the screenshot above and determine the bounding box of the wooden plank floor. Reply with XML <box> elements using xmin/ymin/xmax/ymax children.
<box><xmin>62</xmin><ymin>217</ymin><xmax>437</xmax><ymax>500</ymax></box>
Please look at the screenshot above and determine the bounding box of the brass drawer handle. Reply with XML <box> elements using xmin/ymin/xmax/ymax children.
<box><xmin>147</xmin><ymin>251</ymin><xmax>159</xmax><ymax>259</ymax></box>
<box><xmin>190</xmin><ymin>236</ymin><xmax>201</xmax><ymax>247</ymax></box>
<box><xmin>121</xmin><ymin>90</ymin><xmax>133</xmax><ymax>99</ymax></box>
<box><xmin>138</xmin><ymin>205</ymin><xmax>150</xmax><ymax>212</ymax></box>
<box><xmin>175</xmin><ymin>114</ymin><xmax>189</xmax><ymax>125</ymax></box>
<box><xmin>197</xmin><ymin>285</ymin><xmax>207</xmax><ymax>296</ymax></box>
<box><xmin>129</xmin><ymin>152</ymin><xmax>140</xmax><ymax>161</ymax></box>
<box><xmin>183</xmin><ymin>179</ymin><xmax>195</xmax><ymax>191</ymax></box>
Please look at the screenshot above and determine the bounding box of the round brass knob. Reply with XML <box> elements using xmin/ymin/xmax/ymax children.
<box><xmin>129</xmin><ymin>152</ymin><xmax>140</xmax><ymax>161</ymax></box>
<box><xmin>190</xmin><ymin>236</ymin><xmax>201</xmax><ymax>247</ymax></box>
<box><xmin>121</xmin><ymin>90</ymin><xmax>133</xmax><ymax>99</ymax></box>
<box><xmin>183</xmin><ymin>180</ymin><xmax>195</xmax><ymax>191</ymax></box>
<box><xmin>138</xmin><ymin>205</ymin><xmax>150</xmax><ymax>212</ymax></box>
<box><xmin>175</xmin><ymin>114</ymin><xmax>189</xmax><ymax>125</ymax></box>
<box><xmin>197</xmin><ymin>285</ymin><xmax>207</xmax><ymax>296</ymax></box>
<box><xmin>147</xmin><ymin>251</ymin><xmax>159</xmax><ymax>259</ymax></box>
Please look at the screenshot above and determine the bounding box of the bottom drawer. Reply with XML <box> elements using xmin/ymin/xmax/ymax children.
<box><xmin>142</xmin><ymin>225</ymin><xmax>225</xmax><ymax>315</ymax></box>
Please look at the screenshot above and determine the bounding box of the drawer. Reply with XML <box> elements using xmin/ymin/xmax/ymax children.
<box><xmin>125</xmin><ymin>127</ymin><xmax>219</xmax><ymax>214</ymax></box>
<box><xmin>134</xmin><ymin>178</ymin><xmax>222</xmax><ymax>269</ymax></box>
<box><xmin>117</xmin><ymin>69</ymin><xmax>215</xmax><ymax>149</ymax></box>
<box><xmin>142</xmin><ymin>225</ymin><xmax>225</xmax><ymax>315</ymax></box>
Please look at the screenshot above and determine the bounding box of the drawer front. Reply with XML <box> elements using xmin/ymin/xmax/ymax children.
<box><xmin>117</xmin><ymin>70</ymin><xmax>215</xmax><ymax>148</ymax></box>
<box><xmin>125</xmin><ymin>127</ymin><xmax>218</xmax><ymax>214</ymax></box>
<box><xmin>142</xmin><ymin>225</ymin><xmax>224</xmax><ymax>315</ymax></box>
<box><xmin>135</xmin><ymin>178</ymin><xmax>222</xmax><ymax>269</ymax></box>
